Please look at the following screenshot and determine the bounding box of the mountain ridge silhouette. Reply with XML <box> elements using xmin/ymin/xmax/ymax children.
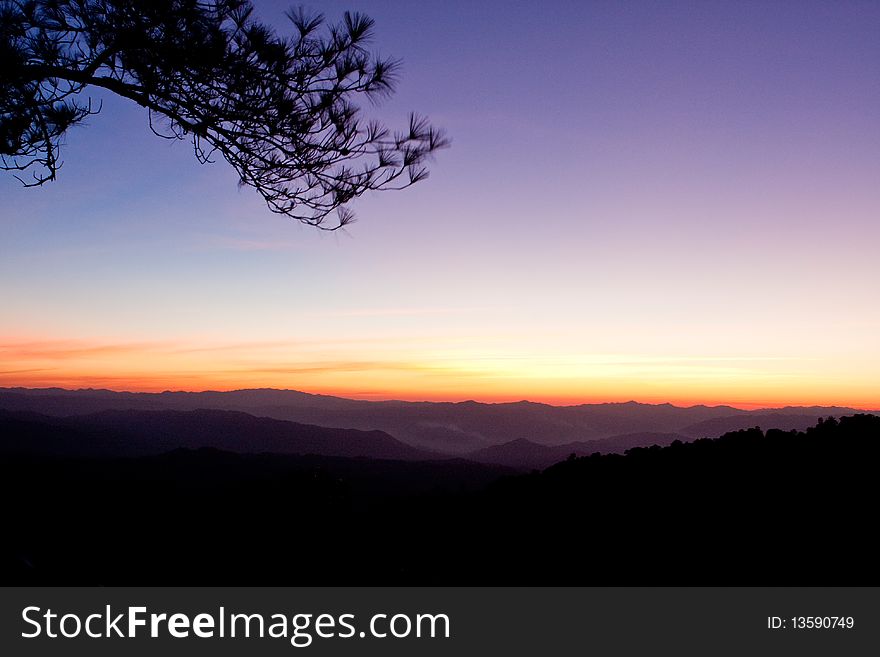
<box><xmin>0</xmin><ymin>407</ymin><xmax>433</xmax><ymax>461</ymax></box>
<box><xmin>1</xmin><ymin>386</ymin><xmax>874</xmax><ymax>455</ymax></box>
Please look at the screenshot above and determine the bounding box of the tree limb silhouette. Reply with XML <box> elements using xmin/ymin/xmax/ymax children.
<box><xmin>1</xmin><ymin>0</ymin><xmax>448</xmax><ymax>228</ymax></box>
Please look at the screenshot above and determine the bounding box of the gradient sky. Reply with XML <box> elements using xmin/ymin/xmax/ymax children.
<box><xmin>2</xmin><ymin>0</ymin><xmax>879</xmax><ymax>408</ymax></box>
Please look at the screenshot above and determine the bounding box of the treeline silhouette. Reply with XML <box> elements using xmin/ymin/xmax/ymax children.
<box><xmin>2</xmin><ymin>414</ymin><xmax>877</xmax><ymax>584</ymax></box>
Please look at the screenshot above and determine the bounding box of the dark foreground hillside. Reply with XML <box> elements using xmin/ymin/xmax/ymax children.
<box><xmin>2</xmin><ymin>414</ymin><xmax>878</xmax><ymax>584</ymax></box>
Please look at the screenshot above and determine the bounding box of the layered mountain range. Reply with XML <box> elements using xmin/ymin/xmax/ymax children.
<box><xmin>1</xmin><ymin>387</ymin><xmax>870</xmax><ymax>470</ymax></box>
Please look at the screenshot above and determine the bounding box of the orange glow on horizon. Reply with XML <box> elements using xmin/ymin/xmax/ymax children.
<box><xmin>1</xmin><ymin>335</ymin><xmax>877</xmax><ymax>411</ymax></box>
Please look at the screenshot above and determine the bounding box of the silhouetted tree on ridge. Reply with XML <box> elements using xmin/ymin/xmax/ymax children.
<box><xmin>1</xmin><ymin>0</ymin><xmax>447</xmax><ymax>228</ymax></box>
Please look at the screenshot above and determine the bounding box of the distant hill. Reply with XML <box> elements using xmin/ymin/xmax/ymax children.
<box><xmin>468</xmin><ymin>432</ymin><xmax>689</xmax><ymax>469</ymax></box>
<box><xmin>0</xmin><ymin>408</ymin><xmax>432</xmax><ymax>461</ymax></box>
<box><xmin>0</xmin><ymin>387</ymin><xmax>873</xmax><ymax>455</ymax></box>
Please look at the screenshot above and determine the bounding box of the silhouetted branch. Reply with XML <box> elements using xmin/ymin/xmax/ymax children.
<box><xmin>0</xmin><ymin>0</ymin><xmax>448</xmax><ymax>228</ymax></box>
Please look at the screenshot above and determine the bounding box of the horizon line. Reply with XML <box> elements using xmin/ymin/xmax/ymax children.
<box><xmin>2</xmin><ymin>384</ymin><xmax>877</xmax><ymax>413</ymax></box>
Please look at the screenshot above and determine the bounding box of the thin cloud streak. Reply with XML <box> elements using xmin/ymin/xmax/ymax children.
<box><xmin>0</xmin><ymin>339</ymin><xmax>168</xmax><ymax>360</ymax></box>
<box><xmin>192</xmin><ymin>236</ymin><xmax>319</xmax><ymax>252</ymax></box>
<box><xmin>304</xmin><ymin>307</ymin><xmax>492</xmax><ymax>318</ymax></box>
<box><xmin>0</xmin><ymin>368</ymin><xmax>54</xmax><ymax>375</ymax></box>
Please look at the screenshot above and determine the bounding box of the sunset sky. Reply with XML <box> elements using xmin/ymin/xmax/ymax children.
<box><xmin>2</xmin><ymin>0</ymin><xmax>878</xmax><ymax>408</ymax></box>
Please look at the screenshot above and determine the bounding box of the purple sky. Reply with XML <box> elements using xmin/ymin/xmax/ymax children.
<box><xmin>1</xmin><ymin>1</ymin><xmax>878</xmax><ymax>407</ymax></box>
